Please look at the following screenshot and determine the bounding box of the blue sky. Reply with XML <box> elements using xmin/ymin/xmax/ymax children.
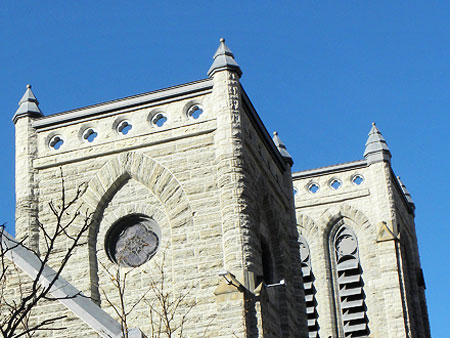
<box><xmin>1</xmin><ymin>1</ymin><xmax>448</xmax><ymax>336</ymax></box>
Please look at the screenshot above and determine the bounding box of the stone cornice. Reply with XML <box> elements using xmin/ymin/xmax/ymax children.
<box><xmin>32</xmin><ymin>78</ymin><xmax>213</xmax><ymax>129</ymax></box>
<box><xmin>292</xmin><ymin>160</ymin><xmax>368</xmax><ymax>179</ymax></box>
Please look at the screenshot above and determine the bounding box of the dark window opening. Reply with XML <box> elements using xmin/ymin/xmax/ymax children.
<box><xmin>261</xmin><ymin>240</ymin><xmax>275</xmax><ymax>284</ymax></box>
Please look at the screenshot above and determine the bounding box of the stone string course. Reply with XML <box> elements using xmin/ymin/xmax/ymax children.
<box><xmin>9</xmin><ymin>41</ymin><xmax>429</xmax><ymax>337</ymax></box>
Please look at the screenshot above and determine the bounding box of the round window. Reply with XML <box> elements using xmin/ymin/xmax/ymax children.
<box><xmin>187</xmin><ymin>104</ymin><xmax>204</xmax><ymax>120</ymax></box>
<box><xmin>151</xmin><ymin>113</ymin><xmax>168</xmax><ymax>128</ymax></box>
<box><xmin>352</xmin><ymin>174</ymin><xmax>364</xmax><ymax>185</ymax></box>
<box><xmin>330</xmin><ymin>178</ymin><xmax>342</xmax><ymax>190</ymax></box>
<box><xmin>105</xmin><ymin>215</ymin><xmax>160</xmax><ymax>267</ymax></box>
<box><xmin>82</xmin><ymin>128</ymin><xmax>98</xmax><ymax>143</ymax></box>
<box><xmin>117</xmin><ymin>120</ymin><xmax>132</xmax><ymax>135</ymax></box>
<box><xmin>48</xmin><ymin>135</ymin><xmax>64</xmax><ymax>150</ymax></box>
<box><xmin>308</xmin><ymin>183</ymin><xmax>320</xmax><ymax>194</ymax></box>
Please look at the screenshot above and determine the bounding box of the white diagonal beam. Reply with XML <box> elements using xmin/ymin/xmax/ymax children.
<box><xmin>1</xmin><ymin>230</ymin><xmax>123</xmax><ymax>338</ymax></box>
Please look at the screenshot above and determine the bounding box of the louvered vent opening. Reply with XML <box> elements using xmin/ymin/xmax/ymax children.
<box><xmin>333</xmin><ymin>226</ymin><xmax>369</xmax><ymax>338</ymax></box>
<box><xmin>299</xmin><ymin>236</ymin><xmax>319</xmax><ymax>337</ymax></box>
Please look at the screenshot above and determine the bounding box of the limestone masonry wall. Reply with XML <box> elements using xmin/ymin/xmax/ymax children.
<box><xmin>9</xmin><ymin>40</ymin><xmax>429</xmax><ymax>338</ymax></box>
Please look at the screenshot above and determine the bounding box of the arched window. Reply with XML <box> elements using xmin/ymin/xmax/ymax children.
<box><xmin>299</xmin><ymin>235</ymin><xmax>319</xmax><ymax>337</ymax></box>
<box><xmin>330</xmin><ymin>224</ymin><xmax>369</xmax><ymax>337</ymax></box>
<box><xmin>261</xmin><ymin>239</ymin><xmax>275</xmax><ymax>284</ymax></box>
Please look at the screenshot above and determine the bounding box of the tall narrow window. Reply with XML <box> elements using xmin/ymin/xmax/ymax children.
<box><xmin>261</xmin><ymin>239</ymin><xmax>275</xmax><ymax>284</ymax></box>
<box><xmin>299</xmin><ymin>235</ymin><xmax>319</xmax><ymax>337</ymax></box>
<box><xmin>331</xmin><ymin>225</ymin><xmax>369</xmax><ymax>337</ymax></box>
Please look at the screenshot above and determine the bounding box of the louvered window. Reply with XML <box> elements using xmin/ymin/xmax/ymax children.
<box><xmin>331</xmin><ymin>225</ymin><xmax>369</xmax><ymax>337</ymax></box>
<box><xmin>299</xmin><ymin>235</ymin><xmax>319</xmax><ymax>337</ymax></box>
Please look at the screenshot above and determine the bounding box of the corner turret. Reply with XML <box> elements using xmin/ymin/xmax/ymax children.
<box><xmin>273</xmin><ymin>131</ymin><xmax>293</xmax><ymax>166</ymax></box>
<box><xmin>207</xmin><ymin>38</ymin><xmax>242</xmax><ymax>78</ymax></box>
<box><xmin>397</xmin><ymin>176</ymin><xmax>416</xmax><ymax>212</ymax></box>
<box><xmin>363</xmin><ymin>122</ymin><xmax>391</xmax><ymax>164</ymax></box>
<box><xmin>13</xmin><ymin>84</ymin><xmax>43</xmax><ymax>124</ymax></box>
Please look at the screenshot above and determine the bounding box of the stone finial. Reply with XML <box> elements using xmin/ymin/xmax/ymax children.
<box><xmin>207</xmin><ymin>38</ymin><xmax>242</xmax><ymax>78</ymax></box>
<box><xmin>397</xmin><ymin>176</ymin><xmax>416</xmax><ymax>211</ymax></box>
<box><xmin>272</xmin><ymin>131</ymin><xmax>293</xmax><ymax>166</ymax></box>
<box><xmin>363</xmin><ymin>122</ymin><xmax>391</xmax><ymax>164</ymax></box>
<box><xmin>13</xmin><ymin>84</ymin><xmax>43</xmax><ymax>123</ymax></box>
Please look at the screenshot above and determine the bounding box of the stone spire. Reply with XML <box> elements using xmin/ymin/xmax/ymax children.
<box><xmin>397</xmin><ymin>176</ymin><xmax>415</xmax><ymax>211</ymax></box>
<box><xmin>13</xmin><ymin>84</ymin><xmax>43</xmax><ymax>123</ymax></box>
<box><xmin>207</xmin><ymin>38</ymin><xmax>242</xmax><ymax>78</ymax></box>
<box><xmin>363</xmin><ymin>122</ymin><xmax>391</xmax><ymax>164</ymax></box>
<box><xmin>272</xmin><ymin>131</ymin><xmax>293</xmax><ymax>166</ymax></box>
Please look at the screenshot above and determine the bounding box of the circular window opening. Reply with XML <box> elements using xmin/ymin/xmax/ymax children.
<box><xmin>82</xmin><ymin>128</ymin><xmax>98</xmax><ymax>143</ymax></box>
<box><xmin>330</xmin><ymin>179</ymin><xmax>342</xmax><ymax>190</ymax></box>
<box><xmin>151</xmin><ymin>113</ymin><xmax>167</xmax><ymax>128</ymax></box>
<box><xmin>308</xmin><ymin>183</ymin><xmax>320</xmax><ymax>194</ymax></box>
<box><xmin>352</xmin><ymin>174</ymin><xmax>364</xmax><ymax>185</ymax></box>
<box><xmin>105</xmin><ymin>215</ymin><xmax>160</xmax><ymax>267</ymax></box>
<box><xmin>117</xmin><ymin>120</ymin><xmax>132</xmax><ymax>135</ymax></box>
<box><xmin>187</xmin><ymin>105</ymin><xmax>204</xmax><ymax>120</ymax></box>
<box><xmin>293</xmin><ymin>187</ymin><xmax>298</xmax><ymax>196</ymax></box>
<box><xmin>49</xmin><ymin>135</ymin><xmax>64</xmax><ymax>150</ymax></box>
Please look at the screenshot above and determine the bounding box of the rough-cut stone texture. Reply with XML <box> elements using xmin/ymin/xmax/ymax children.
<box><xmin>9</xmin><ymin>44</ymin><xmax>429</xmax><ymax>337</ymax></box>
<box><xmin>293</xmin><ymin>161</ymin><xmax>430</xmax><ymax>337</ymax></box>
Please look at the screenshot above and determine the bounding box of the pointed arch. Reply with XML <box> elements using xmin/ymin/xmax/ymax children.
<box><xmin>319</xmin><ymin>204</ymin><xmax>371</xmax><ymax>238</ymax></box>
<box><xmin>297</xmin><ymin>213</ymin><xmax>319</xmax><ymax>249</ymax></box>
<box><xmin>83</xmin><ymin>151</ymin><xmax>192</xmax><ymax>230</ymax></box>
<box><xmin>82</xmin><ymin>151</ymin><xmax>193</xmax><ymax>302</ymax></box>
<box><xmin>328</xmin><ymin>221</ymin><xmax>369</xmax><ymax>337</ymax></box>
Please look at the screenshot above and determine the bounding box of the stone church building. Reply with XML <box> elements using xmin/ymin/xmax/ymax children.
<box><xmin>6</xmin><ymin>39</ymin><xmax>430</xmax><ymax>337</ymax></box>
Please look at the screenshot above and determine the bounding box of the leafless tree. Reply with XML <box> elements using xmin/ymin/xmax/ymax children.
<box><xmin>99</xmin><ymin>262</ymin><xmax>150</xmax><ymax>338</ymax></box>
<box><xmin>145</xmin><ymin>249</ymin><xmax>196</xmax><ymax>338</ymax></box>
<box><xmin>100</xmin><ymin>247</ymin><xmax>207</xmax><ymax>338</ymax></box>
<box><xmin>0</xmin><ymin>171</ymin><xmax>92</xmax><ymax>338</ymax></box>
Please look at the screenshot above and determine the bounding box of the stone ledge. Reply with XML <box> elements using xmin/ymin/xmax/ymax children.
<box><xmin>34</xmin><ymin>121</ymin><xmax>217</xmax><ymax>169</ymax></box>
<box><xmin>295</xmin><ymin>188</ymin><xmax>370</xmax><ymax>208</ymax></box>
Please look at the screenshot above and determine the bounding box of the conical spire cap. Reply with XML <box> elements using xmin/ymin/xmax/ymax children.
<box><xmin>363</xmin><ymin>122</ymin><xmax>391</xmax><ymax>164</ymax></box>
<box><xmin>396</xmin><ymin>176</ymin><xmax>415</xmax><ymax>210</ymax></box>
<box><xmin>207</xmin><ymin>38</ymin><xmax>242</xmax><ymax>78</ymax></box>
<box><xmin>272</xmin><ymin>131</ymin><xmax>293</xmax><ymax>166</ymax></box>
<box><xmin>19</xmin><ymin>84</ymin><xmax>39</xmax><ymax>105</ymax></box>
<box><xmin>13</xmin><ymin>84</ymin><xmax>43</xmax><ymax>123</ymax></box>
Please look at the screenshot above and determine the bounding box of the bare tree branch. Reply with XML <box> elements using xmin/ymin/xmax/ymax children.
<box><xmin>0</xmin><ymin>170</ymin><xmax>92</xmax><ymax>337</ymax></box>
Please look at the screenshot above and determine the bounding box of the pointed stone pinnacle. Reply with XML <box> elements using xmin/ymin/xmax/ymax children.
<box><xmin>272</xmin><ymin>131</ymin><xmax>293</xmax><ymax>166</ymax></box>
<box><xmin>19</xmin><ymin>84</ymin><xmax>39</xmax><ymax>105</ymax></box>
<box><xmin>397</xmin><ymin>176</ymin><xmax>415</xmax><ymax>210</ymax></box>
<box><xmin>207</xmin><ymin>38</ymin><xmax>242</xmax><ymax>78</ymax></box>
<box><xmin>363</xmin><ymin>122</ymin><xmax>391</xmax><ymax>164</ymax></box>
<box><xmin>13</xmin><ymin>84</ymin><xmax>43</xmax><ymax>123</ymax></box>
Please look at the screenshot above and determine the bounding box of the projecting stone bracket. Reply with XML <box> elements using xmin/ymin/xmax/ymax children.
<box><xmin>214</xmin><ymin>272</ymin><xmax>243</xmax><ymax>300</ymax></box>
<box><xmin>214</xmin><ymin>271</ymin><xmax>249</xmax><ymax>302</ymax></box>
<box><xmin>376</xmin><ymin>221</ymin><xmax>399</xmax><ymax>242</ymax></box>
<box><xmin>252</xmin><ymin>282</ymin><xmax>264</xmax><ymax>297</ymax></box>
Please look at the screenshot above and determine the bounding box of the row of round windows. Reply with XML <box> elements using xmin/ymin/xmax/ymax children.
<box><xmin>294</xmin><ymin>174</ymin><xmax>364</xmax><ymax>196</ymax></box>
<box><xmin>47</xmin><ymin>104</ymin><xmax>205</xmax><ymax>150</ymax></box>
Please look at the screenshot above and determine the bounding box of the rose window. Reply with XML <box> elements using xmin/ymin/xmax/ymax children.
<box><xmin>106</xmin><ymin>215</ymin><xmax>160</xmax><ymax>267</ymax></box>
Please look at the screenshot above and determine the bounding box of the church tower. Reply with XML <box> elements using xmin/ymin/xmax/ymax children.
<box><xmin>10</xmin><ymin>40</ymin><xmax>430</xmax><ymax>337</ymax></box>
<box><xmin>12</xmin><ymin>39</ymin><xmax>308</xmax><ymax>337</ymax></box>
<box><xmin>293</xmin><ymin>123</ymin><xmax>430</xmax><ymax>337</ymax></box>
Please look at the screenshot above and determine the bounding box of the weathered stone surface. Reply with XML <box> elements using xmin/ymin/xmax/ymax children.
<box><xmin>9</xmin><ymin>43</ymin><xmax>429</xmax><ymax>338</ymax></box>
